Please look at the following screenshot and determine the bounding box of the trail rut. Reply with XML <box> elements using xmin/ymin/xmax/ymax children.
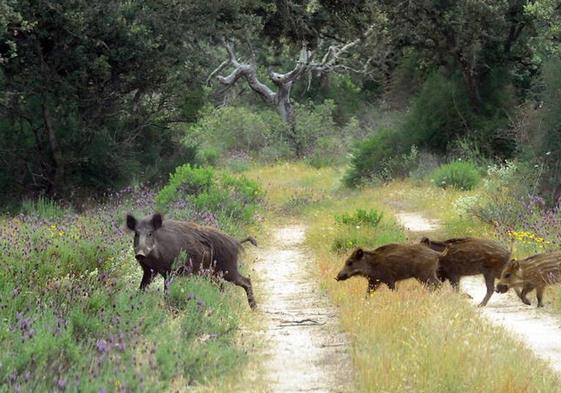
<box><xmin>396</xmin><ymin>211</ymin><xmax>561</xmax><ymax>376</ymax></box>
<box><xmin>253</xmin><ymin>225</ymin><xmax>352</xmax><ymax>392</ymax></box>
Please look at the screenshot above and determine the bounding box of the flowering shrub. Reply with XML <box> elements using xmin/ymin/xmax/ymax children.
<box><xmin>466</xmin><ymin>161</ymin><xmax>561</xmax><ymax>253</ymax></box>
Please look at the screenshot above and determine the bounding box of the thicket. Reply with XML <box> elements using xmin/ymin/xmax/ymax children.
<box><xmin>185</xmin><ymin>99</ymin><xmax>361</xmax><ymax>167</ymax></box>
<box><xmin>155</xmin><ymin>164</ymin><xmax>262</xmax><ymax>235</ymax></box>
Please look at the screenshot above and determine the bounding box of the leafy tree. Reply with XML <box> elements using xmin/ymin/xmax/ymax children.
<box><xmin>0</xmin><ymin>0</ymin><xmax>253</xmax><ymax>198</ymax></box>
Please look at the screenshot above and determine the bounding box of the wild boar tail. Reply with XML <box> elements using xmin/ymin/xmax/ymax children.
<box><xmin>240</xmin><ymin>236</ymin><xmax>258</xmax><ymax>247</ymax></box>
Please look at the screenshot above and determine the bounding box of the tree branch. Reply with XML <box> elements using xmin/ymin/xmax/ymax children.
<box><xmin>210</xmin><ymin>40</ymin><xmax>276</xmax><ymax>104</ymax></box>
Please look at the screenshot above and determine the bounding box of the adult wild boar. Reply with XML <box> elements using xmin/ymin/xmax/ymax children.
<box><xmin>496</xmin><ymin>251</ymin><xmax>561</xmax><ymax>307</ymax></box>
<box><xmin>420</xmin><ymin>237</ymin><xmax>512</xmax><ymax>307</ymax></box>
<box><xmin>126</xmin><ymin>213</ymin><xmax>257</xmax><ymax>309</ymax></box>
<box><xmin>336</xmin><ymin>244</ymin><xmax>441</xmax><ymax>294</ymax></box>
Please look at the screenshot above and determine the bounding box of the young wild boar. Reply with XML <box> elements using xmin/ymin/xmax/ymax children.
<box><xmin>420</xmin><ymin>237</ymin><xmax>512</xmax><ymax>307</ymax></box>
<box><xmin>496</xmin><ymin>251</ymin><xmax>561</xmax><ymax>307</ymax></box>
<box><xmin>336</xmin><ymin>244</ymin><xmax>441</xmax><ymax>294</ymax></box>
<box><xmin>126</xmin><ymin>213</ymin><xmax>257</xmax><ymax>309</ymax></box>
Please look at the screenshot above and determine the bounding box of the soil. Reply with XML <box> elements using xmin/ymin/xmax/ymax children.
<box><xmin>252</xmin><ymin>224</ymin><xmax>352</xmax><ymax>392</ymax></box>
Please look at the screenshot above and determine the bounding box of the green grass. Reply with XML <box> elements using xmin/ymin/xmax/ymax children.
<box><xmin>19</xmin><ymin>196</ymin><xmax>69</xmax><ymax>219</ymax></box>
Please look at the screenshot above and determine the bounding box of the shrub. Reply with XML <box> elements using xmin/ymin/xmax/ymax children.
<box><xmin>431</xmin><ymin>161</ymin><xmax>481</xmax><ymax>190</ymax></box>
<box><xmin>336</xmin><ymin>208</ymin><xmax>383</xmax><ymax>227</ymax></box>
<box><xmin>185</xmin><ymin>106</ymin><xmax>270</xmax><ymax>156</ymax></box>
<box><xmin>184</xmin><ymin>100</ymin><xmax>344</xmax><ymax>163</ymax></box>
<box><xmin>343</xmin><ymin>128</ymin><xmax>418</xmax><ymax>187</ymax></box>
<box><xmin>155</xmin><ymin>164</ymin><xmax>262</xmax><ymax>231</ymax></box>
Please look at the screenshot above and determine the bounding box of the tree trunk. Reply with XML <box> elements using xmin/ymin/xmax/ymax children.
<box><xmin>274</xmin><ymin>83</ymin><xmax>304</xmax><ymax>158</ymax></box>
<box><xmin>457</xmin><ymin>57</ymin><xmax>482</xmax><ymax>113</ymax></box>
<box><xmin>42</xmin><ymin>102</ymin><xmax>64</xmax><ymax>196</ymax></box>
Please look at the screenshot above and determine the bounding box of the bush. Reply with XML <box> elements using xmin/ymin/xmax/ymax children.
<box><xmin>431</xmin><ymin>161</ymin><xmax>481</xmax><ymax>190</ymax></box>
<box><xmin>155</xmin><ymin>164</ymin><xmax>262</xmax><ymax>232</ymax></box>
<box><xmin>185</xmin><ymin>106</ymin><xmax>271</xmax><ymax>157</ymax></box>
<box><xmin>336</xmin><ymin>208</ymin><xmax>383</xmax><ymax>227</ymax></box>
<box><xmin>344</xmin><ymin>128</ymin><xmax>418</xmax><ymax>186</ymax></box>
<box><xmin>185</xmin><ymin>100</ymin><xmax>348</xmax><ymax>164</ymax></box>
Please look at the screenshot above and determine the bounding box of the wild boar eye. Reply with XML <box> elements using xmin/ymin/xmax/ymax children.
<box><xmin>148</xmin><ymin>232</ymin><xmax>153</xmax><ymax>237</ymax></box>
<box><xmin>504</xmin><ymin>273</ymin><xmax>511</xmax><ymax>278</ymax></box>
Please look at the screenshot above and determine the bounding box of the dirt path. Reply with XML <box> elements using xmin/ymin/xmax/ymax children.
<box><xmin>252</xmin><ymin>224</ymin><xmax>352</xmax><ymax>392</ymax></box>
<box><xmin>396</xmin><ymin>211</ymin><xmax>561</xmax><ymax>375</ymax></box>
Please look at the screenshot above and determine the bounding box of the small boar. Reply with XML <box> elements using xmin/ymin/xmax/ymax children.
<box><xmin>126</xmin><ymin>213</ymin><xmax>257</xmax><ymax>309</ymax></box>
<box><xmin>420</xmin><ymin>237</ymin><xmax>512</xmax><ymax>307</ymax></box>
<box><xmin>336</xmin><ymin>244</ymin><xmax>441</xmax><ymax>294</ymax></box>
<box><xmin>496</xmin><ymin>251</ymin><xmax>561</xmax><ymax>307</ymax></box>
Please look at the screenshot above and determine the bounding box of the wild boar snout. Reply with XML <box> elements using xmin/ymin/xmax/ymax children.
<box><xmin>336</xmin><ymin>271</ymin><xmax>349</xmax><ymax>281</ymax></box>
<box><xmin>135</xmin><ymin>250</ymin><xmax>147</xmax><ymax>262</ymax></box>
<box><xmin>496</xmin><ymin>284</ymin><xmax>509</xmax><ymax>293</ymax></box>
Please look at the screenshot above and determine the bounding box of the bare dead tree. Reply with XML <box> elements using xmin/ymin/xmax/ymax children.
<box><xmin>207</xmin><ymin>28</ymin><xmax>376</xmax><ymax>156</ymax></box>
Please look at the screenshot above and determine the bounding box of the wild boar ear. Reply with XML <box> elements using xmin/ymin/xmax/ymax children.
<box><xmin>355</xmin><ymin>248</ymin><xmax>364</xmax><ymax>260</ymax></box>
<box><xmin>511</xmin><ymin>259</ymin><xmax>520</xmax><ymax>270</ymax></box>
<box><xmin>152</xmin><ymin>213</ymin><xmax>163</xmax><ymax>230</ymax></box>
<box><xmin>126</xmin><ymin>214</ymin><xmax>137</xmax><ymax>231</ymax></box>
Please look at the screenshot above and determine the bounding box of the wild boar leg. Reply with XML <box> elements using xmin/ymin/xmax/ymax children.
<box><xmin>416</xmin><ymin>270</ymin><xmax>440</xmax><ymax>290</ymax></box>
<box><xmin>225</xmin><ymin>271</ymin><xmax>257</xmax><ymax>309</ymax></box>
<box><xmin>536</xmin><ymin>285</ymin><xmax>545</xmax><ymax>307</ymax></box>
<box><xmin>518</xmin><ymin>285</ymin><xmax>533</xmax><ymax>306</ymax></box>
<box><xmin>447</xmin><ymin>275</ymin><xmax>460</xmax><ymax>291</ymax></box>
<box><xmin>478</xmin><ymin>274</ymin><xmax>495</xmax><ymax>307</ymax></box>
<box><xmin>139</xmin><ymin>266</ymin><xmax>156</xmax><ymax>290</ymax></box>
<box><xmin>385</xmin><ymin>280</ymin><xmax>396</xmax><ymax>290</ymax></box>
<box><xmin>367</xmin><ymin>278</ymin><xmax>381</xmax><ymax>295</ymax></box>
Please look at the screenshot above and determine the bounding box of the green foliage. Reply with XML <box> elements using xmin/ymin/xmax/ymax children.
<box><xmin>532</xmin><ymin>58</ymin><xmax>561</xmax><ymax>200</ymax></box>
<box><xmin>187</xmin><ymin>100</ymin><xmax>348</xmax><ymax>164</ymax></box>
<box><xmin>156</xmin><ymin>164</ymin><xmax>262</xmax><ymax>231</ymax></box>
<box><xmin>344</xmin><ymin>129</ymin><xmax>419</xmax><ymax>187</ymax></box>
<box><xmin>156</xmin><ymin>165</ymin><xmax>214</xmax><ymax>207</ymax></box>
<box><xmin>186</xmin><ymin>105</ymin><xmax>271</xmax><ymax>156</ymax></box>
<box><xmin>402</xmin><ymin>72</ymin><xmax>471</xmax><ymax>153</ymax></box>
<box><xmin>0</xmin><ymin>0</ymin><xmax>210</xmax><ymax>198</ymax></box>
<box><xmin>469</xmin><ymin>161</ymin><xmax>539</xmax><ymax>227</ymax></box>
<box><xmin>431</xmin><ymin>161</ymin><xmax>481</xmax><ymax>191</ymax></box>
<box><xmin>335</xmin><ymin>208</ymin><xmax>383</xmax><ymax>227</ymax></box>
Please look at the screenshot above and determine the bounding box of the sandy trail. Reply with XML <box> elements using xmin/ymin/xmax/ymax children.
<box><xmin>252</xmin><ymin>225</ymin><xmax>352</xmax><ymax>392</ymax></box>
<box><xmin>396</xmin><ymin>212</ymin><xmax>561</xmax><ymax>375</ymax></box>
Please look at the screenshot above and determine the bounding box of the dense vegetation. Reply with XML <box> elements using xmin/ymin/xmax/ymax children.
<box><xmin>2</xmin><ymin>0</ymin><xmax>559</xmax><ymax>203</ymax></box>
<box><xmin>3</xmin><ymin>0</ymin><xmax>561</xmax><ymax>391</ymax></box>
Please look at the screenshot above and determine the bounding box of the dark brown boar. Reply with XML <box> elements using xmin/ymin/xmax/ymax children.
<box><xmin>335</xmin><ymin>244</ymin><xmax>441</xmax><ymax>294</ymax></box>
<box><xmin>496</xmin><ymin>251</ymin><xmax>561</xmax><ymax>307</ymax></box>
<box><xmin>420</xmin><ymin>237</ymin><xmax>512</xmax><ymax>307</ymax></box>
<box><xmin>126</xmin><ymin>213</ymin><xmax>257</xmax><ymax>309</ymax></box>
